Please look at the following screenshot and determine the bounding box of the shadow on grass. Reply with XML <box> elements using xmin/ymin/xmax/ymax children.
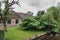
<box><xmin>0</xmin><ymin>30</ymin><xmax>4</xmax><ymax>40</ymax></box>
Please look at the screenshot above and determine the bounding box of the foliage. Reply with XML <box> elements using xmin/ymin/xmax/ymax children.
<box><xmin>2</xmin><ymin>0</ymin><xmax>10</xmax><ymax>31</ymax></box>
<box><xmin>35</xmin><ymin>16</ymin><xmax>41</xmax><ymax>21</ymax></box>
<box><xmin>46</xmin><ymin>6</ymin><xmax>60</xmax><ymax>31</ymax></box>
<box><xmin>0</xmin><ymin>30</ymin><xmax>4</xmax><ymax>40</ymax></box>
<box><xmin>20</xmin><ymin>16</ymin><xmax>58</xmax><ymax>32</ymax></box>
<box><xmin>47</xmin><ymin>6</ymin><xmax>60</xmax><ymax>25</ymax></box>
<box><xmin>47</xmin><ymin>6</ymin><xmax>59</xmax><ymax>21</ymax></box>
<box><xmin>0</xmin><ymin>0</ymin><xmax>9</xmax><ymax>31</ymax></box>
<box><xmin>27</xmin><ymin>11</ymin><xmax>33</xmax><ymax>16</ymax></box>
<box><xmin>37</xmin><ymin>10</ymin><xmax>45</xmax><ymax>16</ymax></box>
<box><xmin>21</xmin><ymin>18</ymin><xmax>40</xmax><ymax>30</ymax></box>
<box><xmin>40</xmin><ymin>6</ymin><xmax>59</xmax><ymax>35</ymax></box>
<box><xmin>0</xmin><ymin>0</ymin><xmax>20</xmax><ymax>31</ymax></box>
<box><xmin>20</xmin><ymin>6</ymin><xmax>59</xmax><ymax>35</ymax></box>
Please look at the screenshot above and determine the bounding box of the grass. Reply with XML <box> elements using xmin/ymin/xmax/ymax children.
<box><xmin>5</xmin><ymin>27</ymin><xmax>44</xmax><ymax>40</ymax></box>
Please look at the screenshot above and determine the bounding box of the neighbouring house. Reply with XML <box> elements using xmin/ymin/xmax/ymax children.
<box><xmin>0</xmin><ymin>10</ymin><xmax>33</xmax><ymax>28</ymax></box>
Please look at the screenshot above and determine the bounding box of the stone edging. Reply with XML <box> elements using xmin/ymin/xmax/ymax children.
<box><xmin>26</xmin><ymin>32</ymin><xmax>47</xmax><ymax>40</ymax></box>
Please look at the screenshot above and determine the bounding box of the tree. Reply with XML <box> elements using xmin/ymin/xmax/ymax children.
<box><xmin>41</xmin><ymin>6</ymin><xmax>60</xmax><ymax>28</ymax></box>
<box><xmin>47</xmin><ymin>6</ymin><xmax>60</xmax><ymax>31</ymax></box>
<box><xmin>35</xmin><ymin>10</ymin><xmax>45</xmax><ymax>22</ymax></box>
<box><xmin>27</xmin><ymin>11</ymin><xmax>33</xmax><ymax>16</ymax></box>
<box><xmin>40</xmin><ymin>6</ymin><xmax>59</xmax><ymax>35</ymax></box>
<box><xmin>37</xmin><ymin>10</ymin><xmax>45</xmax><ymax>16</ymax></box>
<box><xmin>47</xmin><ymin>6</ymin><xmax>59</xmax><ymax>20</ymax></box>
<box><xmin>0</xmin><ymin>0</ymin><xmax>20</xmax><ymax>31</ymax></box>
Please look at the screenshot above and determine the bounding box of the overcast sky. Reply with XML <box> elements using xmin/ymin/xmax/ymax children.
<box><xmin>1</xmin><ymin>0</ymin><xmax>60</xmax><ymax>16</ymax></box>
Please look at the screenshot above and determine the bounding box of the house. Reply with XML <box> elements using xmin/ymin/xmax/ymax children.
<box><xmin>0</xmin><ymin>10</ymin><xmax>33</xmax><ymax>27</ymax></box>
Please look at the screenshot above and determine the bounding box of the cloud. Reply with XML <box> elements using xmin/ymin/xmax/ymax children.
<box><xmin>13</xmin><ymin>0</ymin><xmax>60</xmax><ymax>16</ymax></box>
<box><xmin>0</xmin><ymin>0</ymin><xmax>60</xmax><ymax>16</ymax></box>
<box><xmin>28</xmin><ymin>0</ymin><xmax>40</xmax><ymax>7</ymax></box>
<box><xmin>27</xmin><ymin>0</ymin><xmax>57</xmax><ymax>9</ymax></box>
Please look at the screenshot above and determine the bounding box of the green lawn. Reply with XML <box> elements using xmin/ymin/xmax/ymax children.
<box><xmin>5</xmin><ymin>27</ymin><xmax>44</xmax><ymax>40</ymax></box>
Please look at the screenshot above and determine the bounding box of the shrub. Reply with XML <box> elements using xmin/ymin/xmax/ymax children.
<box><xmin>20</xmin><ymin>17</ymin><xmax>59</xmax><ymax>33</ymax></box>
<box><xmin>20</xmin><ymin>18</ymin><xmax>40</xmax><ymax>30</ymax></box>
<box><xmin>41</xmin><ymin>20</ymin><xmax>59</xmax><ymax>36</ymax></box>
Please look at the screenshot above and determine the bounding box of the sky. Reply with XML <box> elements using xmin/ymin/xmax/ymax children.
<box><xmin>0</xmin><ymin>0</ymin><xmax>60</xmax><ymax>16</ymax></box>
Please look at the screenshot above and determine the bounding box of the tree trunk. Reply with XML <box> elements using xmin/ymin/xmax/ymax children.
<box><xmin>3</xmin><ymin>21</ymin><xmax>7</xmax><ymax>32</ymax></box>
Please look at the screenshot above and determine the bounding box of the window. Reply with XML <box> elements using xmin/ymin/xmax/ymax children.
<box><xmin>16</xmin><ymin>20</ymin><xmax>19</xmax><ymax>24</ymax></box>
<box><xmin>8</xmin><ymin>19</ymin><xmax>11</xmax><ymax>24</ymax></box>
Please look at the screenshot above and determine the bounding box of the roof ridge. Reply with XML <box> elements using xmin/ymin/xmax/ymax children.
<box><xmin>15</xmin><ymin>13</ymin><xmax>22</xmax><ymax>18</ymax></box>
